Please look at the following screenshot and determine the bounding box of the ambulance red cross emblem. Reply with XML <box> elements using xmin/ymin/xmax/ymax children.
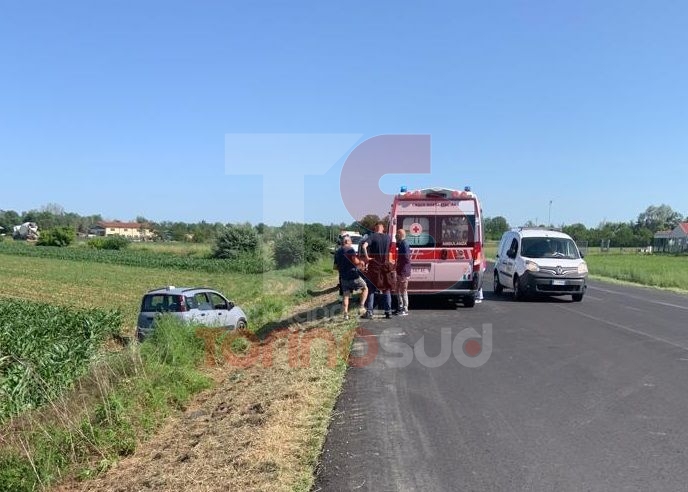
<box><xmin>410</xmin><ymin>222</ymin><xmax>423</xmax><ymax>235</ymax></box>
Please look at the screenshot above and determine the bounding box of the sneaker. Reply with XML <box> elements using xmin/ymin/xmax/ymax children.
<box><xmin>361</xmin><ymin>311</ymin><xmax>373</xmax><ymax>320</ymax></box>
<box><xmin>385</xmin><ymin>312</ymin><xmax>391</xmax><ymax>319</ymax></box>
<box><xmin>400</xmin><ymin>310</ymin><xmax>409</xmax><ymax>316</ymax></box>
<box><xmin>344</xmin><ymin>313</ymin><xmax>349</xmax><ymax>320</ymax></box>
<box><xmin>392</xmin><ymin>310</ymin><xmax>401</xmax><ymax>315</ymax></box>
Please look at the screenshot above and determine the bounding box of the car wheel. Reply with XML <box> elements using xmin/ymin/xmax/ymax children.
<box><xmin>572</xmin><ymin>293</ymin><xmax>584</xmax><ymax>302</ymax></box>
<box><xmin>236</xmin><ymin>318</ymin><xmax>247</xmax><ymax>330</ymax></box>
<box><xmin>513</xmin><ymin>276</ymin><xmax>525</xmax><ymax>301</ymax></box>
<box><xmin>464</xmin><ymin>296</ymin><xmax>476</xmax><ymax>308</ymax></box>
<box><xmin>493</xmin><ymin>271</ymin><xmax>503</xmax><ymax>295</ymax></box>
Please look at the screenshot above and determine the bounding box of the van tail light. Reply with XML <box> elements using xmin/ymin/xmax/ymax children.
<box><xmin>177</xmin><ymin>295</ymin><xmax>187</xmax><ymax>312</ymax></box>
<box><xmin>473</xmin><ymin>243</ymin><xmax>483</xmax><ymax>272</ymax></box>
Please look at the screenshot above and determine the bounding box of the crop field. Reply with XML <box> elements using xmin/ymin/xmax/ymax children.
<box><xmin>0</xmin><ymin>299</ymin><xmax>121</xmax><ymax>422</ymax></box>
<box><xmin>0</xmin><ymin>247</ymin><xmax>327</xmax><ymax>333</ymax></box>
<box><xmin>0</xmin><ymin>240</ymin><xmax>259</xmax><ymax>274</ymax></box>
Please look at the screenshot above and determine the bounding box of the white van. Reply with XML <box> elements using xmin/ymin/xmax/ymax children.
<box><xmin>493</xmin><ymin>228</ymin><xmax>588</xmax><ymax>301</ymax></box>
<box><xmin>337</xmin><ymin>231</ymin><xmax>363</xmax><ymax>254</ymax></box>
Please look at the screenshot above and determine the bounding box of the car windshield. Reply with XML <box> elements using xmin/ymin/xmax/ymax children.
<box><xmin>521</xmin><ymin>237</ymin><xmax>580</xmax><ymax>259</ymax></box>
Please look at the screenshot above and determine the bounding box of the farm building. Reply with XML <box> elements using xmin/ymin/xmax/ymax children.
<box><xmin>88</xmin><ymin>221</ymin><xmax>154</xmax><ymax>241</ymax></box>
<box><xmin>653</xmin><ymin>222</ymin><xmax>688</xmax><ymax>253</ymax></box>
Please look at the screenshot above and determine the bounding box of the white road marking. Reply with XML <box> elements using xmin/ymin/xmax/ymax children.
<box><xmin>588</xmin><ymin>285</ymin><xmax>688</xmax><ymax>311</ymax></box>
<box><xmin>557</xmin><ymin>305</ymin><xmax>688</xmax><ymax>352</ymax></box>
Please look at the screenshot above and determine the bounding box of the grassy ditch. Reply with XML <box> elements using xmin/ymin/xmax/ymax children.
<box><xmin>0</xmin><ymin>316</ymin><xmax>213</xmax><ymax>491</ymax></box>
<box><xmin>52</xmin><ymin>307</ymin><xmax>356</xmax><ymax>492</ymax></box>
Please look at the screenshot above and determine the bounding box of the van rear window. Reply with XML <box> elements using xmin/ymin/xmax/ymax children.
<box><xmin>398</xmin><ymin>215</ymin><xmax>476</xmax><ymax>247</ymax></box>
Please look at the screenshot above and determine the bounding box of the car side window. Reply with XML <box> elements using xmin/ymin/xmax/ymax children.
<box><xmin>185</xmin><ymin>295</ymin><xmax>198</xmax><ymax>309</ymax></box>
<box><xmin>209</xmin><ymin>293</ymin><xmax>227</xmax><ymax>310</ymax></box>
<box><xmin>498</xmin><ymin>237</ymin><xmax>509</xmax><ymax>257</ymax></box>
<box><xmin>194</xmin><ymin>292</ymin><xmax>212</xmax><ymax>311</ymax></box>
<box><xmin>508</xmin><ymin>238</ymin><xmax>519</xmax><ymax>258</ymax></box>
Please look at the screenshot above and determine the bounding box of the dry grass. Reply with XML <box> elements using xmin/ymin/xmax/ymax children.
<box><xmin>52</xmin><ymin>300</ymin><xmax>354</xmax><ymax>492</ymax></box>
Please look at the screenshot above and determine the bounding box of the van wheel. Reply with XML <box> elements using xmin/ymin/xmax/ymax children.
<box><xmin>572</xmin><ymin>293</ymin><xmax>584</xmax><ymax>302</ymax></box>
<box><xmin>513</xmin><ymin>276</ymin><xmax>525</xmax><ymax>301</ymax></box>
<box><xmin>493</xmin><ymin>272</ymin><xmax>503</xmax><ymax>295</ymax></box>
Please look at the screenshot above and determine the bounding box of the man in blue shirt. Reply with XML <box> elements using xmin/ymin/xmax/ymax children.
<box><xmin>394</xmin><ymin>228</ymin><xmax>411</xmax><ymax>315</ymax></box>
<box><xmin>334</xmin><ymin>236</ymin><xmax>368</xmax><ymax>320</ymax></box>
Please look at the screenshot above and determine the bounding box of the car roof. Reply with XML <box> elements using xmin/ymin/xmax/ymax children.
<box><xmin>515</xmin><ymin>228</ymin><xmax>573</xmax><ymax>239</ymax></box>
<box><xmin>145</xmin><ymin>286</ymin><xmax>218</xmax><ymax>296</ymax></box>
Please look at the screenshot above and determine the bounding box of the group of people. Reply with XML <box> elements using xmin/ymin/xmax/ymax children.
<box><xmin>334</xmin><ymin>221</ymin><xmax>411</xmax><ymax>320</ymax></box>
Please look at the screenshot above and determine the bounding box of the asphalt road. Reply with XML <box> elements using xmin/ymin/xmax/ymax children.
<box><xmin>314</xmin><ymin>272</ymin><xmax>688</xmax><ymax>491</ymax></box>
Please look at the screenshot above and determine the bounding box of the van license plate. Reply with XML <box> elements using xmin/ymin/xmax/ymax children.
<box><xmin>412</xmin><ymin>267</ymin><xmax>430</xmax><ymax>275</ymax></box>
<box><xmin>552</xmin><ymin>280</ymin><xmax>566</xmax><ymax>286</ymax></box>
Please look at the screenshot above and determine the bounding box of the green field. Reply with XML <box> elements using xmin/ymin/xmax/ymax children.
<box><xmin>0</xmin><ymin>248</ymin><xmax>326</xmax><ymax>333</ymax></box>
<box><xmin>0</xmin><ymin>239</ymin><xmax>263</xmax><ymax>274</ymax></box>
<box><xmin>584</xmin><ymin>253</ymin><xmax>688</xmax><ymax>291</ymax></box>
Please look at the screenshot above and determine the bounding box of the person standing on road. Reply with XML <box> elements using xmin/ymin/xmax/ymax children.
<box><xmin>394</xmin><ymin>228</ymin><xmax>411</xmax><ymax>315</ymax></box>
<box><xmin>361</xmin><ymin>221</ymin><xmax>394</xmax><ymax>319</ymax></box>
<box><xmin>334</xmin><ymin>236</ymin><xmax>368</xmax><ymax>320</ymax></box>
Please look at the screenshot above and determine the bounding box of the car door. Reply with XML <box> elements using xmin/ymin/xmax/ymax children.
<box><xmin>192</xmin><ymin>292</ymin><xmax>217</xmax><ymax>326</ymax></box>
<box><xmin>499</xmin><ymin>236</ymin><xmax>519</xmax><ymax>286</ymax></box>
<box><xmin>208</xmin><ymin>291</ymin><xmax>231</xmax><ymax>328</ymax></box>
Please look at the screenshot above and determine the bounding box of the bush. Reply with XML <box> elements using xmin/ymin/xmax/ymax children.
<box><xmin>212</xmin><ymin>225</ymin><xmax>259</xmax><ymax>259</ymax></box>
<box><xmin>88</xmin><ymin>235</ymin><xmax>129</xmax><ymax>250</ymax></box>
<box><xmin>274</xmin><ymin>228</ymin><xmax>329</xmax><ymax>268</ymax></box>
<box><xmin>305</xmin><ymin>233</ymin><xmax>330</xmax><ymax>263</ymax></box>
<box><xmin>36</xmin><ymin>227</ymin><xmax>74</xmax><ymax>247</ymax></box>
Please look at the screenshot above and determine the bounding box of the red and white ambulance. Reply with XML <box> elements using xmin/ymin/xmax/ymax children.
<box><xmin>389</xmin><ymin>186</ymin><xmax>485</xmax><ymax>306</ymax></box>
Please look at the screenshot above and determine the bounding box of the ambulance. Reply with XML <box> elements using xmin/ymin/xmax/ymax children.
<box><xmin>389</xmin><ymin>186</ymin><xmax>485</xmax><ymax>306</ymax></box>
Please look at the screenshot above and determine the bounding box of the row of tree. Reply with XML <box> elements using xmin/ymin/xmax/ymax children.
<box><xmin>1</xmin><ymin>203</ymin><xmax>685</xmax><ymax>249</ymax></box>
<box><xmin>485</xmin><ymin>204</ymin><xmax>686</xmax><ymax>247</ymax></box>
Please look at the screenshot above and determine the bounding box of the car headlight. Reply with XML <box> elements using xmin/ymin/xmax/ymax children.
<box><xmin>578</xmin><ymin>262</ymin><xmax>588</xmax><ymax>274</ymax></box>
<box><xmin>525</xmin><ymin>260</ymin><xmax>540</xmax><ymax>272</ymax></box>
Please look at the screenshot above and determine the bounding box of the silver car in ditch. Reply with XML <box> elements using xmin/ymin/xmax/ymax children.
<box><xmin>136</xmin><ymin>286</ymin><xmax>247</xmax><ymax>341</ymax></box>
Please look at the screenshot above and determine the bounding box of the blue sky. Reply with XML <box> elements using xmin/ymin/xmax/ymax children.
<box><xmin>1</xmin><ymin>0</ymin><xmax>687</xmax><ymax>227</ymax></box>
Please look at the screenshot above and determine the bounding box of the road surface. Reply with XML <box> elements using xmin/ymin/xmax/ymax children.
<box><xmin>315</xmin><ymin>274</ymin><xmax>688</xmax><ymax>491</ymax></box>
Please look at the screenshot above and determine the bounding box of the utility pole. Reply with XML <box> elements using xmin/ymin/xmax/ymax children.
<box><xmin>548</xmin><ymin>200</ymin><xmax>553</xmax><ymax>227</ymax></box>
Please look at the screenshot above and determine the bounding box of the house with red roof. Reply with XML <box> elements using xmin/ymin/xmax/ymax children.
<box><xmin>653</xmin><ymin>222</ymin><xmax>688</xmax><ymax>253</ymax></box>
